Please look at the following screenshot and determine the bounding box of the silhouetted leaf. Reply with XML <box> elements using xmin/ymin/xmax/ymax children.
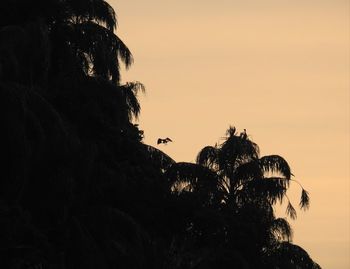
<box><xmin>259</xmin><ymin>155</ymin><xmax>292</xmax><ymax>180</ymax></box>
<box><xmin>300</xmin><ymin>188</ymin><xmax>310</xmax><ymax>210</ymax></box>
<box><xmin>166</xmin><ymin>162</ymin><xmax>220</xmax><ymax>195</ymax></box>
<box><xmin>144</xmin><ymin>144</ymin><xmax>175</xmax><ymax>171</ymax></box>
<box><xmin>286</xmin><ymin>201</ymin><xmax>297</xmax><ymax>220</ymax></box>
<box><xmin>196</xmin><ymin>146</ymin><xmax>219</xmax><ymax>169</ymax></box>
<box><xmin>120</xmin><ymin>81</ymin><xmax>145</xmax><ymax>119</ymax></box>
<box><xmin>271</xmin><ymin>218</ymin><xmax>293</xmax><ymax>242</ymax></box>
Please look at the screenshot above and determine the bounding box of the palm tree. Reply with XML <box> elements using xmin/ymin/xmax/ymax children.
<box><xmin>0</xmin><ymin>0</ymin><xmax>133</xmax><ymax>85</ymax></box>
<box><xmin>50</xmin><ymin>0</ymin><xmax>133</xmax><ymax>84</ymax></box>
<box><xmin>0</xmin><ymin>2</ymin><xmax>152</xmax><ymax>268</ymax></box>
<box><xmin>163</xmin><ymin>126</ymin><xmax>317</xmax><ymax>268</ymax></box>
<box><xmin>168</xmin><ymin>126</ymin><xmax>309</xmax><ymax>219</ymax></box>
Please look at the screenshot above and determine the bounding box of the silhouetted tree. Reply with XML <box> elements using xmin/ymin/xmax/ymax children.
<box><xmin>162</xmin><ymin>126</ymin><xmax>319</xmax><ymax>268</ymax></box>
<box><xmin>0</xmin><ymin>0</ymin><xmax>132</xmax><ymax>85</ymax></box>
<box><xmin>0</xmin><ymin>1</ymin><xmax>321</xmax><ymax>269</ymax></box>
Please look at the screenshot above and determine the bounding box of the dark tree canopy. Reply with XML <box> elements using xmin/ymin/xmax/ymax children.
<box><xmin>0</xmin><ymin>1</ymin><xmax>321</xmax><ymax>269</ymax></box>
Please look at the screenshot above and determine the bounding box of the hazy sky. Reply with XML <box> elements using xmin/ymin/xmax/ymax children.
<box><xmin>111</xmin><ymin>1</ymin><xmax>349</xmax><ymax>268</ymax></box>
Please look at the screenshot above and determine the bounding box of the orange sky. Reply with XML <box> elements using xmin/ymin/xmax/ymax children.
<box><xmin>112</xmin><ymin>1</ymin><xmax>350</xmax><ymax>268</ymax></box>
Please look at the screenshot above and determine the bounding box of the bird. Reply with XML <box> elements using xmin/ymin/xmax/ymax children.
<box><xmin>240</xmin><ymin>129</ymin><xmax>247</xmax><ymax>140</ymax></box>
<box><xmin>157</xmin><ymin>137</ymin><xmax>173</xmax><ymax>145</ymax></box>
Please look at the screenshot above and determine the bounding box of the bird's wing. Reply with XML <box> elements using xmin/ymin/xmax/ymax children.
<box><xmin>157</xmin><ymin>138</ymin><xmax>162</xmax><ymax>144</ymax></box>
<box><xmin>166</xmin><ymin>137</ymin><xmax>173</xmax><ymax>142</ymax></box>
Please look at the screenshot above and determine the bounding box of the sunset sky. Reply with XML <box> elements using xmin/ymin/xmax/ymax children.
<box><xmin>111</xmin><ymin>1</ymin><xmax>349</xmax><ymax>268</ymax></box>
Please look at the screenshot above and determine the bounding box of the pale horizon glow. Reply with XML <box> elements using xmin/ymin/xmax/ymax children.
<box><xmin>112</xmin><ymin>1</ymin><xmax>349</xmax><ymax>268</ymax></box>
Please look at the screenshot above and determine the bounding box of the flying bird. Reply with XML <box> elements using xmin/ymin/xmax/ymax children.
<box><xmin>157</xmin><ymin>137</ymin><xmax>173</xmax><ymax>145</ymax></box>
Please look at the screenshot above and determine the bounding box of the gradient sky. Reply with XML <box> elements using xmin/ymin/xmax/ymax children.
<box><xmin>111</xmin><ymin>1</ymin><xmax>350</xmax><ymax>268</ymax></box>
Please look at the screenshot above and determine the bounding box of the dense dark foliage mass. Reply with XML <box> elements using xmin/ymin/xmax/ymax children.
<box><xmin>0</xmin><ymin>1</ymin><xmax>321</xmax><ymax>268</ymax></box>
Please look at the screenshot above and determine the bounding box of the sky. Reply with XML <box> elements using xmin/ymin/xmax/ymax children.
<box><xmin>111</xmin><ymin>1</ymin><xmax>349</xmax><ymax>268</ymax></box>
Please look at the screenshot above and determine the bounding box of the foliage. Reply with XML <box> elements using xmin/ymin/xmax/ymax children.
<box><xmin>162</xmin><ymin>126</ymin><xmax>318</xmax><ymax>268</ymax></box>
<box><xmin>0</xmin><ymin>1</ymin><xmax>321</xmax><ymax>269</ymax></box>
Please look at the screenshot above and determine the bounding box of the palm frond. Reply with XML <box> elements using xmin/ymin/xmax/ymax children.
<box><xmin>120</xmin><ymin>81</ymin><xmax>145</xmax><ymax>120</ymax></box>
<box><xmin>271</xmin><ymin>218</ymin><xmax>293</xmax><ymax>242</ymax></box>
<box><xmin>265</xmin><ymin>176</ymin><xmax>289</xmax><ymax>191</ymax></box>
<box><xmin>125</xmin><ymin>81</ymin><xmax>145</xmax><ymax>94</ymax></box>
<box><xmin>286</xmin><ymin>201</ymin><xmax>297</xmax><ymax>220</ymax></box>
<box><xmin>67</xmin><ymin>21</ymin><xmax>133</xmax><ymax>82</ymax></box>
<box><xmin>244</xmin><ymin>177</ymin><xmax>287</xmax><ymax>204</ymax></box>
<box><xmin>233</xmin><ymin>160</ymin><xmax>262</xmax><ymax>182</ymax></box>
<box><xmin>165</xmin><ymin>162</ymin><xmax>220</xmax><ymax>194</ymax></box>
<box><xmin>91</xmin><ymin>0</ymin><xmax>117</xmax><ymax>31</ymax></box>
<box><xmin>67</xmin><ymin>0</ymin><xmax>117</xmax><ymax>30</ymax></box>
<box><xmin>299</xmin><ymin>188</ymin><xmax>310</xmax><ymax>210</ymax></box>
<box><xmin>196</xmin><ymin>146</ymin><xmax>219</xmax><ymax>169</ymax></box>
<box><xmin>259</xmin><ymin>155</ymin><xmax>292</xmax><ymax>180</ymax></box>
<box><xmin>143</xmin><ymin>144</ymin><xmax>175</xmax><ymax>172</ymax></box>
<box><xmin>115</xmin><ymin>34</ymin><xmax>133</xmax><ymax>68</ymax></box>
